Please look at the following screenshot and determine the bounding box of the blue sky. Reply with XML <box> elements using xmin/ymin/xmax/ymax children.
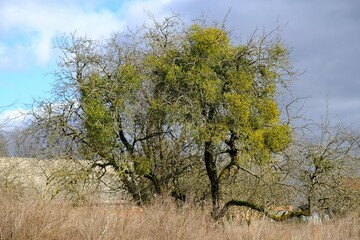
<box><xmin>1</xmin><ymin>0</ymin><xmax>360</xmax><ymax>130</ymax></box>
<box><xmin>0</xmin><ymin>0</ymin><xmax>127</xmax><ymax>107</ymax></box>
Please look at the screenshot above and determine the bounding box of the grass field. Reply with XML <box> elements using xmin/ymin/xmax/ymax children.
<box><xmin>1</xmin><ymin>158</ymin><xmax>359</xmax><ymax>239</ymax></box>
<box><xmin>0</xmin><ymin>194</ymin><xmax>359</xmax><ymax>240</ymax></box>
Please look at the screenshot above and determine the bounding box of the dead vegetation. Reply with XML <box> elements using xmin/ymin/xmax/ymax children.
<box><xmin>0</xmin><ymin>157</ymin><xmax>359</xmax><ymax>240</ymax></box>
<box><xmin>0</xmin><ymin>192</ymin><xmax>359</xmax><ymax>240</ymax></box>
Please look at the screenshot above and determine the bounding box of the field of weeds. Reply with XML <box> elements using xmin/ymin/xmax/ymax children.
<box><xmin>1</xmin><ymin>157</ymin><xmax>359</xmax><ymax>240</ymax></box>
<box><xmin>0</xmin><ymin>194</ymin><xmax>359</xmax><ymax>240</ymax></box>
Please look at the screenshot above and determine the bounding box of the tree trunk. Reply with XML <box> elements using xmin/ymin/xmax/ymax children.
<box><xmin>204</xmin><ymin>140</ymin><xmax>220</xmax><ymax>218</ymax></box>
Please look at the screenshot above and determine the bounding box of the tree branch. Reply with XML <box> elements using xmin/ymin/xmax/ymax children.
<box><xmin>214</xmin><ymin>199</ymin><xmax>310</xmax><ymax>221</ymax></box>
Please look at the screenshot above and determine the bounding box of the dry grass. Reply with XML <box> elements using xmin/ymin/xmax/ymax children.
<box><xmin>1</xmin><ymin>158</ymin><xmax>359</xmax><ymax>239</ymax></box>
<box><xmin>0</xmin><ymin>193</ymin><xmax>359</xmax><ymax>240</ymax></box>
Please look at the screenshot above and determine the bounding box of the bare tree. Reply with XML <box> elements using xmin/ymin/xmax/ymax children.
<box><xmin>283</xmin><ymin>120</ymin><xmax>360</xmax><ymax>216</ymax></box>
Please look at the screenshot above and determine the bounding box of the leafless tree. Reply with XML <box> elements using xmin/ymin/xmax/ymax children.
<box><xmin>283</xmin><ymin>120</ymin><xmax>360</xmax><ymax>216</ymax></box>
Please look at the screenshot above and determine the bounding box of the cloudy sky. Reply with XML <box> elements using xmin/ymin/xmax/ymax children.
<box><xmin>0</xmin><ymin>0</ymin><xmax>359</xmax><ymax>130</ymax></box>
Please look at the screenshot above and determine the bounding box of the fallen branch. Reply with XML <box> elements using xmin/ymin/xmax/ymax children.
<box><xmin>214</xmin><ymin>199</ymin><xmax>310</xmax><ymax>221</ymax></box>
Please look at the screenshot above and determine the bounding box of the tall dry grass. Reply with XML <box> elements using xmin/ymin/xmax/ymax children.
<box><xmin>0</xmin><ymin>193</ymin><xmax>359</xmax><ymax>240</ymax></box>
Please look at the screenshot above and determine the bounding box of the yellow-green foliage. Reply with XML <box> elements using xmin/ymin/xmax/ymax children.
<box><xmin>79</xmin><ymin>63</ymin><xmax>142</xmax><ymax>157</ymax></box>
<box><xmin>188</xmin><ymin>25</ymin><xmax>230</xmax><ymax>57</ymax></box>
<box><xmin>149</xmin><ymin>24</ymin><xmax>291</xmax><ymax>164</ymax></box>
<box><xmin>134</xmin><ymin>157</ymin><xmax>151</xmax><ymax>175</ymax></box>
<box><xmin>264</xmin><ymin>125</ymin><xmax>291</xmax><ymax>152</ymax></box>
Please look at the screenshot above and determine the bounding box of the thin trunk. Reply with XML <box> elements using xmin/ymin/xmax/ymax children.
<box><xmin>144</xmin><ymin>172</ymin><xmax>162</xmax><ymax>195</ymax></box>
<box><xmin>204</xmin><ymin>140</ymin><xmax>220</xmax><ymax>218</ymax></box>
<box><xmin>203</xmin><ymin>105</ymin><xmax>221</xmax><ymax>218</ymax></box>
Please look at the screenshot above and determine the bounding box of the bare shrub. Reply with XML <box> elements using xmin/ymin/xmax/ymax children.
<box><xmin>0</xmin><ymin>157</ymin><xmax>127</xmax><ymax>205</ymax></box>
<box><xmin>0</xmin><ymin>159</ymin><xmax>25</xmax><ymax>199</ymax></box>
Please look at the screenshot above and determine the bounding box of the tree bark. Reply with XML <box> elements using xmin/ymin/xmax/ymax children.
<box><xmin>204</xmin><ymin>140</ymin><xmax>220</xmax><ymax>218</ymax></box>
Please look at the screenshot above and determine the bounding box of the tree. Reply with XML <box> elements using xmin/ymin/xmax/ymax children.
<box><xmin>28</xmin><ymin>17</ymin><xmax>201</xmax><ymax>203</ymax></box>
<box><xmin>147</xmin><ymin>22</ymin><xmax>293</xmax><ymax>219</ymax></box>
<box><xmin>28</xmin><ymin>15</ymin><xmax>294</xmax><ymax>219</ymax></box>
<box><xmin>284</xmin><ymin>120</ymin><xmax>360</xmax><ymax>216</ymax></box>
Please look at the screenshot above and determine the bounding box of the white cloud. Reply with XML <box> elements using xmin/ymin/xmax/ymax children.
<box><xmin>0</xmin><ymin>0</ymin><xmax>126</xmax><ymax>68</ymax></box>
<box><xmin>120</xmin><ymin>0</ymin><xmax>175</xmax><ymax>26</ymax></box>
<box><xmin>0</xmin><ymin>108</ymin><xmax>31</xmax><ymax>132</ymax></box>
<box><xmin>0</xmin><ymin>0</ymin><xmax>179</xmax><ymax>69</ymax></box>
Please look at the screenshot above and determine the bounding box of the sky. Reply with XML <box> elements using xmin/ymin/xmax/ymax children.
<box><xmin>0</xmin><ymin>0</ymin><xmax>360</xmax><ymax>130</ymax></box>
